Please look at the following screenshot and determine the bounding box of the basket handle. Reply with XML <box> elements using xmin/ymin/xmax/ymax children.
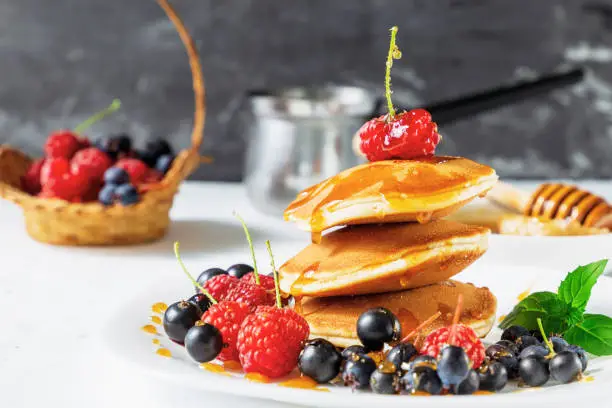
<box><xmin>157</xmin><ymin>0</ymin><xmax>205</xmax><ymax>152</ymax></box>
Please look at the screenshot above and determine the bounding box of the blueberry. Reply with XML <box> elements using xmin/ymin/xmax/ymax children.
<box><xmin>406</xmin><ymin>354</ymin><xmax>437</xmax><ymax>371</ymax></box>
<box><xmin>341</xmin><ymin>345</ymin><xmax>368</xmax><ymax>360</ymax></box>
<box><xmin>550</xmin><ymin>337</ymin><xmax>569</xmax><ymax>353</ymax></box>
<box><xmin>298</xmin><ymin>339</ymin><xmax>342</xmax><ymax>384</ymax></box>
<box><xmin>516</xmin><ymin>335</ymin><xmax>540</xmax><ymax>351</ymax></box>
<box><xmin>519</xmin><ymin>345</ymin><xmax>550</xmax><ymax>360</ymax></box>
<box><xmin>370</xmin><ymin>364</ymin><xmax>401</xmax><ymax>394</ymax></box>
<box><xmin>156</xmin><ymin>154</ymin><xmax>174</xmax><ymax>175</ymax></box>
<box><xmin>519</xmin><ymin>355</ymin><xmax>550</xmax><ymax>387</ymax></box>
<box><xmin>115</xmin><ymin>184</ymin><xmax>139</xmax><ymax>205</ymax></box>
<box><xmin>95</xmin><ymin>134</ymin><xmax>132</xmax><ymax>159</ymax></box>
<box><xmin>401</xmin><ymin>365</ymin><xmax>443</xmax><ymax>395</ymax></box>
<box><xmin>568</xmin><ymin>345</ymin><xmax>588</xmax><ymax>371</ymax></box>
<box><xmin>437</xmin><ymin>345</ymin><xmax>470</xmax><ymax>386</ymax></box>
<box><xmin>184</xmin><ymin>323</ymin><xmax>223</xmax><ymax>363</ymax></box>
<box><xmin>188</xmin><ymin>293</ymin><xmax>212</xmax><ymax>315</ymax></box>
<box><xmin>386</xmin><ymin>343</ymin><xmax>418</xmax><ymax>370</ymax></box>
<box><xmin>549</xmin><ymin>350</ymin><xmax>582</xmax><ymax>383</ymax></box>
<box><xmin>356</xmin><ymin>308</ymin><xmax>401</xmax><ymax>351</ymax></box>
<box><xmin>226</xmin><ymin>264</ymin><xmax>254</xmax><ymax>279</ymax></box>
<box><xmin>162</xmin><ymin>300</ymin><xmax>201</xmax><ymax>344</ymax></box>
<box><xmin>104</xmin><ymin>167</ymin><xmax>130</xmax><ymax>185</ymax></box>
<box><xmin>342</xmin><ymin>354</ymin><xmax>376</xmax><ymax>389</ymax></box>
<box><xmin>478</xmin><ymin>361</ymin><xmax>508</xmax><ymax>392</ymax></box>
<box><xmin>451</xmin><ymin>369</ymin><xmax>480</xmax><ymax>395</ymax></box>
<box><xmin>98</xmin><ymin>184</ymin><xmax>116</xmax><ymax>206</ymax></box>
<box><xmin>501</xmin><ymin>325</ymin><xmax>530</xmax><ymax>342</ymax></box>
<box><xmin>196</xmin><ymin>268</ymin><xmax>227</xmax><ymax>291</ymax></box>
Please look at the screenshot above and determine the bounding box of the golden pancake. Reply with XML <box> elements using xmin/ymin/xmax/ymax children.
<box><xmin>279</xmin><ymin>220</ymin><xmax>489</xmax><ymax>297</ymax></box>
<box><xmin>298</xmin><ymin>280</ymin><xmax>497</xmax><ymax>348</ymax></box>
<box><xmin>284</xmin><ymin>156</ymin><xmax>498</xmax><ymax>234</ymax></box>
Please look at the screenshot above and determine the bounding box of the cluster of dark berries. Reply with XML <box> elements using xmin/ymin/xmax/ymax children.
<box><xmin>485</xmin><ymin>324</ymin><xmax>587</xmax><ymax>388</ymax></box>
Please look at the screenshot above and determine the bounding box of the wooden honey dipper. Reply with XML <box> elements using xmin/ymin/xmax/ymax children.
<box><xmin>487</xmin><ymin>182</ymin><xmax>612</xmax><ymax>229</ymax></box>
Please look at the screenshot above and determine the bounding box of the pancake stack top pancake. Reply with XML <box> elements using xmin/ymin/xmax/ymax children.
<box><xmin>278</xmin><ymin>156</ymin><xmax>499</xmax><ymax>346</ymax></box>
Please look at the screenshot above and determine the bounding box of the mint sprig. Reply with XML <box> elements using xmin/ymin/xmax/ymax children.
<box><xmin>500</xmin><ymin>259</ymin><xmax>611</xmax><ymax>356</ymax></box>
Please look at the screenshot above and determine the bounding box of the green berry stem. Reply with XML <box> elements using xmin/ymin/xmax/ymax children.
<box><xmin>173</xmin><ymin>241</ymin><xmax>217</xmax><ymax>304</ymax></box>
<box><xmin>74</xmin><ymin>99</ymin><xmax>122</xmax><ymax>134</ymax></box>
<box><xmin>265</xmin><ymin>240</ymin><xmax>282</xmax><ymax>309</ymax></box>
<box><xmin>537</xmin><ymin>318</ymin><xmax>555</xmax><ymax>357</ymax></box>
<box><xmin>233</xmin><ymin>212</ymin><xmax>260</xmax><ymax>285</ymax></box>
<box><xmin>384</xmin><ymin>26</ymin><xmax>401</xmax><ymax>120</ymax></box>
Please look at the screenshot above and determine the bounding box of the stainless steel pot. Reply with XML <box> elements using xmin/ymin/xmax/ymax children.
<box><xmin>243</xmin><ymin>85</ymin><xmax>376</xmax><ymax>216</ymax></box>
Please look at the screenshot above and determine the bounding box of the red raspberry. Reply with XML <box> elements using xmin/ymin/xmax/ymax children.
<box><xmin>70</xmin><ymin>148</ymin><xmax>112</xmax><ymax>182</ymax></box>
<box><xmin>357</xmin><ymin>109</ymin><xmax>441</xmax><ymax>161</ymax></box>
<box><xmin>40</xmin><ymin>158</ymin><xmax>70</xmax><ymax>186</ymax></box>
<box><xmin>225</xmin><ymin>280</ymin><xmax>274</xmax><ymax>311</ymax></box>
<box><xmin>420</xmin><ymin>324</ymin><xmax>485</xmax><ymax>369</ymax></box>
<box><xmin>241</xmin><ymin>273</ymin><xmax>275</xmax><ymax>291</ymax></box>
<box><xmin>115</xmin><ymin>158</ymin><xmax>149</xmax><ymax>185</ymax></box>
<box><xmin>237</xmin><ymin>306</ymin><xmax>310</xmax><ymax>378</ymax></box>
<box><xmin>44</xmin><ymin>130</ymin><xmax>81</xmax><ymax>159</ymax></box>
<box><xmin>21</xmin><ymin>159</ymin><xmax>45</xmax><ymax>194</ymax></box>
<box><xmin>201</xmin><ymin>301</ymin><xmax>251</xmax><ymax>362</ymax></box>
<box><xmin>39</xmin><ymin>171</ymin><xmax>89</xmax><ymax>201</ymax></box>
<box><xmin>202</xmin><ymin>275</ymin><xmax>240</xmax><ymax>301</ymax></box>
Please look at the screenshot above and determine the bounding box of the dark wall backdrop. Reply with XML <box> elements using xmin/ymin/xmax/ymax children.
<box><xmin>1</xmin><ymin>0</ymin><xmax>612</xmax><ymax>181</ymax></box>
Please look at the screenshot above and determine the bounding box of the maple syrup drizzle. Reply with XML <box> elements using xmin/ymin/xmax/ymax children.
<box><xmin>498</xmin><ymin>314</ymin><xmax>507</xmax><ymax>323</ymax></box>
<box><xmin>517</xmin><ymin>289</ymin><xmax>531</xmax><ymax>301</ymax></box>
<box><xmin>473</xmin><ymin>390</ymin><xmax>493</xmax><ymax>395</ymax></box>
<box><xmin>150</xmin><ymin>315</ymin><xmax>162</xmax><ymax>325</ymax></box>
<box><xmin>245</xmin><ymin>372</ymin><xmax>271</xmax><ymax>383</ymax></box>
<box><xmin>141</xmin><ymin>324</ymin><xmax>159</xmax><ymax>335</ymax></box>
<box><xmin>200</xmin><ymin>363</ymin><xmax>232</xmax><ymax>376</ymax></box>
<box><xmin>152</xmin><ymin>302</ymin><xmax>168</xmax><ymax>314</ymax></box>
<box><xmin>278</xmin><ymin>376</ymin><xmax>330</xmax><ymax>391</ymax></box>
<box><xmin>582</xmin><ymin>375</ymin><xmax>595</xmax><ymax>382</ymax></box>
<box><xmin>152</xmin><ymin>338</ymin><xmax>160</xmax><ymax>345</ymax></box>
<box><xmin>156</xmin><ymin>347</ymin><xmax>172</xmax><ymax>358</ymax></box>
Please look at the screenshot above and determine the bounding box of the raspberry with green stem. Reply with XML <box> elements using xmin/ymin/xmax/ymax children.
<box><xmin>265</xmin><ymin>240</ymin><xmax>282</xmax><ymax>309</ymax></box>
<box><xmin>74</xmin><ymin>99</ymin><xmax>122</xmax><ymax>134</ymax></box>
<box><xmin>173</xmin><ymin>241</ymin><xmax>217</xmax><ymax>304</ymax></box>
<box><xmin>233</xmin><ymin>211</ymin><xmax>260</xmax><ymax>285</ymax></box>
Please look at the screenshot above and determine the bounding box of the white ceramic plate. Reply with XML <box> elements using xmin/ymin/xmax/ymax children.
<box><xmin>103</xmin><ymin>245</ymin><xmax>612</xmax><ymax>408</ymax></box>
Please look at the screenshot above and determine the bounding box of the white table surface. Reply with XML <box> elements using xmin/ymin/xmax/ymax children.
<box><xmin>1</xmin><ymin>180</ymin><xmax>611</xmax><ymax>408</ymax></box>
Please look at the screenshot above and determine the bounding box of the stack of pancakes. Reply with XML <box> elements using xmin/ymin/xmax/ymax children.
<box><xmin>279</xmin><ymin>156</ymin><xmax>499</xmax><ymax>348</ymax></box>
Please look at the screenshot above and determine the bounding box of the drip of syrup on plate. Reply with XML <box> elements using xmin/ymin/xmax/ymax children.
<box><xmin>498</xmin><ymin>314</ymin><xmax>507</xmax><ymax>323</ymax></box>
<box><xmin>582</xmin><ymin>376</ymin><xmax>594</xmax><ymax>382</ymax></box>
<box><xmin>150</xmin><ymin>315</ymin><xmax>162</xmax><ymax>325</ymax></box>
<box><xmin>152</xmin><ymin>302</ymin><xmax>168</xmax><ymax>314</ymax></box>
<box><xmin>517</xmin><ymin>289</ymin><xmax>531</xmax><ymax>301</ymax></box>
<box><xmin>141</xmin><ymin>324</ymin><xmax>159</xmax><ymax>335</ymax></box>
<box><xmin>152</xmin><ymin>338</ymin><xmax>160</xmax><ymax>345</ymax></box>
<box><xmin>222</xmin><ymin>360</ymin><xmax>243</xmax><ymax>371</ymax></box>
<box><xmin>156</xmin><ymin>347</ymin><xmax>172</xmax><ymax>358</ymax></box>
<box><xmin>200</xmin><ymin>363</ymin><xmax>232</xmax><ymax>377</ymax></box>
<box><xmin>278</xmin><ymin>376</ymin><xmax>329</xmax><ymax>391</ymax></box>
<box><xmin>245</xmin><ymin>372</ymin><xmax>271</xmax><ymax>383</ymax></box>
<box><xmin>474</xmin><ymin>390</ymin><xmax>493</xmax><ymax>395</ymax></box>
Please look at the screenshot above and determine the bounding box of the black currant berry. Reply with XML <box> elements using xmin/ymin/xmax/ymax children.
<box><xmin>188</xmin><ymin>293</ymin><xmax>212</xmax><ymax>315</ymax></box>
<box><xmin>356</xmin><ymin>308</ymin><xmax>401</xmax><ymax>351</ymax></box>
<box><xmin>451</xmin><ymin>369</ymin><xmax>480</xmax><ymax>395</ymax></box>
<box><xmin>342</xmin><ymin>354</ymin><xmax>377</xmax><ymax>389</ymax></box>
<box><xmin>519</xmin><ymin>355</ymin><xmax>550</xmax><ymax>387</ymax></box>
<box><xmin>184</xmin><ymin>323</ymin><xmax>223</xmax><ymax>363</ymax></box>
<box><xmin>478</xmin><ymin>362</ymin><xmax>508</xmax><ymax>392</ymax></box>
<box><xmin>341</xmin><ymin>345</ymin><xmax>368</xmax><ymax>360</ymax></box>
<box><xmin>386</xmin><ymin>343</ymin><xmax>418</xmax><ymax>370</ymax></box>
<box><xmin>298</xmin><ymin>339</ymin><xmax>342</xmax><ymax>384</ymax></box>
<box><xmin>407</xmin><ymin>354</ymin><xmax>437</xmax><ymax>371</ymax></box>
<box><xmin>496</xmin><ymin>340</ymin><xmax>519</xmax><ymax>356</ymax></box>
<box><xmin>437</xmin><ymin>345</ymin><xmax>470</xmax><ymax>386</ymax></box>
<box><xmin>501</xmin><ymin>325</ymin><xmax>530</xmax><ymax>342</ymax></box>
<box><xmin>519</xmin><ymin>345</ymin><xmax>549</xmax><ymax>360</ymax></box>
<box><xmin>370</xmin><ymin>363</ymin><xmax>401</xmax><ymax>394</ymax></box>
<box><xmin>568</xmin><ymin>345</ymin><xmax>588</xmax><ymax>372</ymax></box>
<box><xmin>515</xmin><ymin>335</ymin><xmax>540</xmax><ymax>351</ymax></box>
<box><xmin>401</xmin><ymin>365</ymin><xmax>443</xmax><ymax>395</ymax></box>
<box><xmin>486</xmin><ymin>344</ymin><xmax>519</xmax><ymax>379</ymax></box>
<box><xmin>550</xmin><ymin>336</ymin><xmax>569</xmax><ymax>353</ymax></box>
<box><xmin>226</xmin><ymin>264</ymin><xmax>254</xmax><ymax>279</ymax></box>
<box><xmin>162</xmin><ymin>300</ymin><xmax>201</xmax><ymax>344</ymax></box>
<box><xmin>549</xmin><ymin>350</ymin><xmax>582</xmax><ymax>383</ymax></box>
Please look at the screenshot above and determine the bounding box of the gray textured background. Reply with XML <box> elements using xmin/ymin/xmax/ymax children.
<box><xmin>1</xmin><ymin>0</ymin><xmax>612</xmax><ymax>181</ymax></box>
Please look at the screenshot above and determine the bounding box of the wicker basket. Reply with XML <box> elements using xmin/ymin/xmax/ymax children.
<box><xmin>0</xmin><ymin>0</ymin><xmax>206</xmax><ymax>246</ymax></box>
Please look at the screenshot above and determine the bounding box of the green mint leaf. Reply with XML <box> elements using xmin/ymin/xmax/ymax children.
<box><xmin>564</xmin><ymin>314</ymin><xmax>612</xmax><ymax>356</ymax></box>
<box><xmin>499</xmin><ymin>291</ymin><xmax>570</xmax><ymax>334</ymax></box>
<box><xmin>557</xmin><ymin>259</ymin><xmax>608</xmax><ymax>313</ymax></box>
